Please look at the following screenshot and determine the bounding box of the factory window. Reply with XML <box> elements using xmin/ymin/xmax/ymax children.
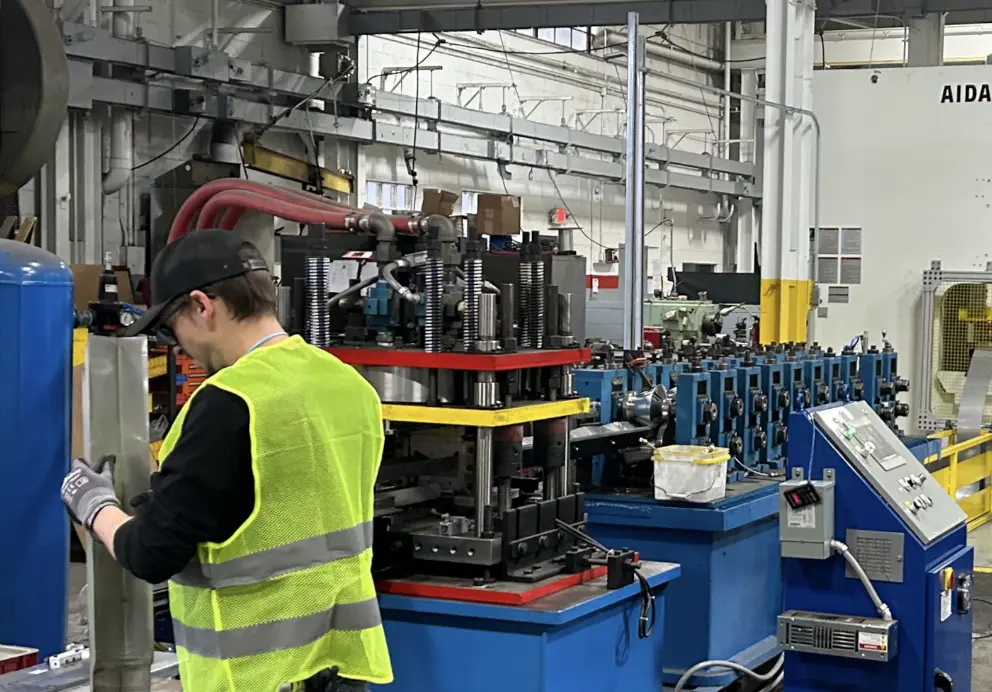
<box><xmin>365</xmin><ymin>181</ymin><xmax>420</xmax><ymax>213</ymax></box>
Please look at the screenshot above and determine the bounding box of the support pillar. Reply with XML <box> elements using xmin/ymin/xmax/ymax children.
<box><xmin>621</xmin><ymin>11</ymin><xmax>647</xmax><ymax>351</ymax></box>
<box><xmin>906</xmin><ymin>14</ymin><xmax>945</xmax><ymax>67</ymax></box>
<box><xmin>759</xmin><ymin>0</ymin><xmax>815</xmax><ymax>344</ymax></box>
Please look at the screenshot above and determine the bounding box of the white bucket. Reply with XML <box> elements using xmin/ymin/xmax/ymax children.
<box><xmin>652</xmin><ymin>444</ymin><xmax>730</xmax><ymax>503</ymax></box>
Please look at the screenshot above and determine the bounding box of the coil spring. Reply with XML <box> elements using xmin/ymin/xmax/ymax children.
<box><xmin>518</xmin><ymin>263</ymin><xmax>531</xmax><ymax>348</ymax></box>
<box><xmin>305</xmin><ymin>257</ymin><xmax>330</xmax><ymax>347</ymax></box>
<box><xmin>531</xmin><ymin>261</ymin><xmax>545</xmax><ymax>349</ymax></box>
<box><xmin>463</xmin><ymin>259</ymin><xmax>482</xmax><ymax>350</ymax></box>
<box><xmin>424</xmin><ymin>258</ymin><xmax>443</xmax><ymax>353</ymax></box>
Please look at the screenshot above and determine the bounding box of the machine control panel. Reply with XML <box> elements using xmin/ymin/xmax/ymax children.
<box><xmin>813</xmin><ymin>402</ymin><xmax>965</xmax><ymax>544</ymax></box>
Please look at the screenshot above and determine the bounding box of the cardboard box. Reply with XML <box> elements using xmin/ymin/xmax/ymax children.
<box><xmin>421</xmin><ymin>188</ymin><xmax>459</xmax><ymax>217</ymax></box>
<box><xmin>476</xmin><ymin>194</ymin><xmax>521</xmax><ymax>236</ymax></box>
<box><xmin>71</xmin><ymin>264</ymin><xmax>135</xmax><ymax>310</ymax></box>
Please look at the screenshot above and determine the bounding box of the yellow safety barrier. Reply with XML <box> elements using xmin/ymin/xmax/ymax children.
<box><xmin>923</xmin><ymin>430</ymin><xmax>992</xmax><ymax>532</ymax></box>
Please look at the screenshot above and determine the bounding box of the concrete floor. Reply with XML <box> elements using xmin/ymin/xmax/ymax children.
<box><xmin>68</xmin><ymin>548</ymin><xmax>992</xmax><ymax>691</ymax></box>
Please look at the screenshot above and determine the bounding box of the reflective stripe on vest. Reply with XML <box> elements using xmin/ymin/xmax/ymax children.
<box><xmin>172</xmin><ymin>597</ymin><xmax>383</xmax><ymax>660</ymax></box>
<box><xmin>171</xmin><ymin>522</ymin><xmax>374</xmax><ymax>589</ymax></box>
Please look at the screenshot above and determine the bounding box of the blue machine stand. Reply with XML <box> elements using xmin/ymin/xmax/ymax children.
<box><xmin>586</xmin><ymin>483</ymin><xmax>783</xmax><ymax>689</ymax></box>
<box><xmin>782</xmin><ymin>403</ymin><xmax>973</xmax><ymax>692</ymax></box>
<box><xmin>378</xmin><ymin>562</ymin><xmax>680</xmax><ymax>692</ymax></box>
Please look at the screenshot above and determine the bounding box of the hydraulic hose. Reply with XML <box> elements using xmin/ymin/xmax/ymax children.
<box><xmin>328</xmin><ymin>274</ymin><xmax>380</xmax><ymax>308</ymax></box>
<box><xmin>831</xmin><ymin>539</ymin><xmax>893</xmax><ymax>621</ymax></box>
<box><xmin>452</xmin><ymin>267</ymin><xmax>501</xmax><ymax>295</ymax></box>
<box><xmin>196</xmin><ymin>191</ymin><xmax>354</xmax><ymax>231</ymax></box>
<box><xmin>382</xmin><ymin>258</ymin><xmax>420</xmax><ymax>304</ymax></box>
<box><xmin>167</xmin><ymin>179</ymin><xmax>358</xmax><ymax>243</ymax></box>
<box><xmin>200</xmin><ymin>185</ymin><xmax>356</xmax><ymax>229</ymax></box>
<box><xmin>673</xmin><ymin>654</ymin><xmax>784</xmax><ymax>692</ymax></box>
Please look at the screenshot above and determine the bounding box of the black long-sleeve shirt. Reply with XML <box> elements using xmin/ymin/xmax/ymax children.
<box><xmin>114</xmin><ymin>385</ymin><xmax>255</xmax><ymax>584</ymax></box>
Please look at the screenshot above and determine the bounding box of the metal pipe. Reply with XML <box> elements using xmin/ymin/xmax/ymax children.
<box><xmin>475</xmin><ymin>427</ymin><xmax>493</xmax><ymax>537</ymax></box>
<box><xmin>622</xmin><ymin>12</ymin><xmax>646</xmax><ymax>351</ymax></box>
<box><xmin>210</xmin><ymin>0</ymin><xmax>219</xmax><ymax>47</ymax></box>
<box><xmin>723</xmin><ymin>23</ymin><xmax>733</xmax><ymax>159</ymax></box>
<box><xmin>601</xmin><ymin>29</ymin><xmax>723</xmax><ymax>72</ymax></box>
<box><xmin>557</xmin><ymin>418</ymin><xmax>572</xmax><ymax>497</ymax></box>
<box><xmin>479</xmin><ymin>293</ymin><xmax>497</xmax><ymax>341</ymax></box>
<box><xmin>327</xmin><ymin>273</ymin><xmax>379</xmax><ymax>308</ymax></box>
<box><xmin>101</xmin><ymin>0</ymin><xmax>134</xmax><ymax>195</ymax></box>
<box><xmin>643</xmin><ymin>65</ymin><xmax>822</xmax><ymax>271</ymax></box>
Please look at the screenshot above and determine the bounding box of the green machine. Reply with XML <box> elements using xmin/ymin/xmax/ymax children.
<box><xmin>643</xmin><ymin>298</ymin><xmax>724</xmax><ymax>345</ymax></box>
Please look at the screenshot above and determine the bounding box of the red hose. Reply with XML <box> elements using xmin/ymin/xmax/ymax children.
<box><xmin>168</xmin><ymin>179</ymin><xmax>358</xmax><ymax>243</ymax></box>
<box><xmin>196</xmin><ymin>191</ymin><xmax>353</xmax><ymax>231</ymax></box>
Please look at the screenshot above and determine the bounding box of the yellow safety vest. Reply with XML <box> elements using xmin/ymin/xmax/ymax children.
<box><xmin>160</xmin><ymin>336</ymin><xmax>393</xmax><ymax>692</ymax></box>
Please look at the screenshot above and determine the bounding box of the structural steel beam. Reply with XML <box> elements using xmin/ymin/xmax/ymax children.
<box><xmin>340</xmin><ymin>0</ymin><xmax>992</xmax><ymax>33</ymax></box>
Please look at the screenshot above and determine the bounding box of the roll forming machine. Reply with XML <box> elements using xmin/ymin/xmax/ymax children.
<box><xmin>571</xmin><ymin>338</ymin><xmax>914</xmax><ymax>689</ymax></box>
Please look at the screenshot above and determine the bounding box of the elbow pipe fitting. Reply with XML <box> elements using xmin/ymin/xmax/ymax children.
<box><xmin>419</xmin><ymin>214</ymin><xmax>457</xmax><ymax>242</ymax></box>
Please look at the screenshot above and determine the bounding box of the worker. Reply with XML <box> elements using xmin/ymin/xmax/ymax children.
<box><xmin>60</xmin><ymin>230</ymin><xmax>392</xmax><ymax>692</ymax></box>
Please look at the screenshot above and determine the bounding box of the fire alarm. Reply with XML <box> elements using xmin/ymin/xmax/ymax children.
<box><xmin>549</xmin><ymin>208</ymin><xmax>569</xmax><ymax>226</ymax></box>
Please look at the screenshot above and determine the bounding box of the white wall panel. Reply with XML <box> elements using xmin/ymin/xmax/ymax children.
<box><xmin>361</xmin><ymin>27</ymin><xmax>728</xmax><ymax>272</ymax></box>
<box><xmin>812</xmin><ymin>66</ymin><xmax>992</xmax><ymax>430</ymax></box>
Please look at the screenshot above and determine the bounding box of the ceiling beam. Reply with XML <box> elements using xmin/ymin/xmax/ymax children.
<box><xmin>341</xmin><ymin>0</ymin><xmax>992</xmax><ymax>34</ymax></box>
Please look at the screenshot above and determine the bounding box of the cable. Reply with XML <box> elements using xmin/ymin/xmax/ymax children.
<box><xmin>132</xmin><ymin>116</ymin><xmax>200</xmax><ymax>171</ymax></box>
<box><xmin>409</xmin><ymin>31</ymin><xmax>423</xmax><ymax>191</ymax></box>
<box><xmin>554</xmin><ymin>518</ymin><xmax>655</xmax><ymax>640</ymax></box>
<box><xmin>546</xmin><ymin>171</ymin><xmax>609</xmax><ymax>249</ymax></box>
<box><xmin>733</xmin><ymin>456</ymin><xmax>774</xmax><ymax>478</ymax></box>
<box><xmin>674</xmin><ymin>654</ymin><xmax>784</xmax><ymax>692</ymax></box>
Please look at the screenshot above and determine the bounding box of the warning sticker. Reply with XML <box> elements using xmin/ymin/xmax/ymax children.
<box><xmin>787</xmin><ymin>505</ymin><xmax>816</xmax><ymax>529</ymax></box>
<box><xmin>858</xmin><ymin>632</ymin><xmax>889</xmax><ymax>653</ymax></box>
<box><xmin>941</xmin><ymin>590</ymin><xmax>952</xmax><ymax>622</ymax></box>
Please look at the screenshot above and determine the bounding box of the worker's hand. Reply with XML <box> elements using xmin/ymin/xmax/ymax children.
<box><xmin>61</xmin><ymin>456</ymin><xmax>120</xmax><ymax>529</ymax></box>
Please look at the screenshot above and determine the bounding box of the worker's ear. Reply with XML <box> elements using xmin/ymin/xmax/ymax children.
<box><xmin>187</xmin><ymin>289</ymin><xmax>215</xmax><ymax>323</ymax></box>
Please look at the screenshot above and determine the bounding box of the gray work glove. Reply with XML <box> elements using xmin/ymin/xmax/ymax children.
<box><xmin>61</xmin><ymin>456</ymin><xmax>120</xmax><ymax>529</ymax></box>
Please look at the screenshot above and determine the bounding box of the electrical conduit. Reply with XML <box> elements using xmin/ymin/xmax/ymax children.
<box><xmin>101</xmin><ymin>0</ymin><xmax>134</xmax><ymax>194</ymax></box>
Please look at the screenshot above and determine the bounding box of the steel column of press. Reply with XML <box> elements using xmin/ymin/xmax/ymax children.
<box><xmin>621</xmin><ymin>11</ymin><xmax>647</xmax><ymax>351</ymax></box>
<box><xmin>475</xmin><ymin>427</ymin><xmax>494</xmax><ymax>537</ymax></box>
<box><xmin>83</xmin><ymin>336</ymin><xmax>154</xmax><ymax>692</ymax></box>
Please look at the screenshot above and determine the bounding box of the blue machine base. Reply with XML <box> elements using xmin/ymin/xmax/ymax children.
<box><xmin>378</xmin><ymin>563</ymin><xmax>680</xmax><ymax>692</ymax></box>
<box><xmin>586</xmin><ymin>481</ymin><xmax>783</xmax><ymax>688</ymax></box>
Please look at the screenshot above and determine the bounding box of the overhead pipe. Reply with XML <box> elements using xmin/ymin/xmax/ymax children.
<box><xmin>601</xmin><ymin>29</ymin><xmax>723</xmax><ymax>73</ymax></box>
<box><xmin>101</xmin><ymin>0</ymin><xmax>135</xmax><ymax>194</ymax></box>
<box><xmin>195</xmin><ymin>190</ymin><xmax>369</xmax><ymax>232</ymax></box>
<box><xmin>168</xmin><ymin>179</ymin><xmax>358</xmax><ymax>242</ymax></box>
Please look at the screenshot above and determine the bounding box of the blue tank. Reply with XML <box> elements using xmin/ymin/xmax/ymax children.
<box><xmin>0</xmin><ymin>240</ymin><xmax>73</xmax><ymax>658</ymax></box>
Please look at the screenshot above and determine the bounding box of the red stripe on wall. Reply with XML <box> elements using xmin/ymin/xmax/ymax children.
<box><xmin>586</xmin><ymin>274</ymin><xmax>620</xmax><ymax>289</ymax></box>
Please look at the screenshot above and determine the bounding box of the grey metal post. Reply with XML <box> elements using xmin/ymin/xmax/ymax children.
<box><xmin>83</xmin><ymin>336</ymin><xmax>153</xmax><ymax>692</ymax></box>
<box><xmin>622</xmin><ymin>11</ymin><xmax>646</xmax><ymax>351</ymax></box>
<box><xmin>475</xmin><ymin>427</ymin><xmax>493</xmax><ymax>537</ymax></box>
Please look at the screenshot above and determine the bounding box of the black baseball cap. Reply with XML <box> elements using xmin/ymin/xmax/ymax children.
<box><xmin>123</xmin><ymin>230</ymin><xmax>268</xmax><ymax>337</ymax></box>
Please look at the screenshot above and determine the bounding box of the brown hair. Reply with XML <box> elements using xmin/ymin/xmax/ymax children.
<box><xmin>183</xmin><ymin>241</ymin><xmax>277</xmax><ymax>321</ymax></box>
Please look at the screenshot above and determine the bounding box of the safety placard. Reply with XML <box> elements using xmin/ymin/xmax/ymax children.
<box><xmin>858</xmin><ymin>632</ymin><xmax>888</xmax><ymax>653</ymax></box>
<box><xmin>787</xmin><ymin>506</ymin><xmax>816</xmax><ymax>529</ymax></box>
<box><xmin>941</xmin><ymin>590</ymin><xmax>952</xmax><ymax>622</ymax></box>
